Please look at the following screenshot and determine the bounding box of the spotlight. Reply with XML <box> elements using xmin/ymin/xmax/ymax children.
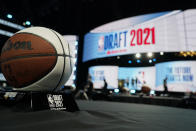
<box><xmin>130</xmin><ymin>89</ymin><xmax>136</xmax><ymax>94</ymax></box>
<box><xmin>128</xmin><ymin>60</ymin><xmax>132</xmax><ymax>64</ymax></box>
<box><xmin>147</xmin><ymin>52</ymin><xmax>153</xmax><ymax>57</ymax></box>
<box><xmin>136</xmin><ymin>59</ymin><xmax>141</xmax><ymax>63</ymax></box>
<box><xmin>7</xmin><ymin>14</ymin><xmax>13</xmax><ymax>19</ymax></box>
<box><xmin>25</xmin><ymin>21</ymin><xmax>31</xmax><ymax>26</ymax></box>
<box><xmin>72</xmin><ymin>84</ymin><xmax>76</xmax><ymax>87</ymax></box>
<box><xmin>183</xmin><ymin>54</ymin><xmax>187</xmax><ymax>57</ymax></box>
<box><xmin>73</xmin><ymin>67</ymin><xmax>76</xmax><ymax>71</ymax></box>
<box><xmin>117</xmin><ymin>56</ymin><xmax>120</xmax><ymax>59</ymax></box>
<box><xmin>160</xmin><ymin>52</ymin><xmax>164</xmax><ymax>55</ymax></box>
<box><xmin>75</xmin><ymin>41</ymin><xmax>78</xmax><ymax>46</ymax></box>
<box><xmin>153</xmin><ymin>58</ymin><xmax>156</xmax><ymax>62</ymax></box>
<box><xmin>149</xmin><ymin>59</ymin><xmax>152</xmax><ymax>63</ymax></box>
<box><xmin>150</xmin><ymin>90</ymin><xmax>155</xmax><ymax>95</ymax></box>
<box><xmin>73</xmin><ymin>75</ymin><xmax>76</xmax><ymax>80</ymax></box>
<box><xmin>73</xmin><ymin>58</ymin><xmax>77</xmax><ymax>63</ymax></box>
<box><xmin>135</xmin><ymin>53</ymin><xmax>141</xmax><ymax>58</ymax></box>
<box><xmin>114</xmin><ymin>89</ymin><xmax>119</xmax><ymax>93</ymax></box>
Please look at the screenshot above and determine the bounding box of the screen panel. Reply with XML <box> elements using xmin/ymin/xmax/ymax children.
<box><xmin>88</xmin><ymin>66</ymin><xmax>118</xmax><ymax>89</ymax></box>
<box><xmin>118</xmin><ymin>67</ymin><xmax>155</xmax><ymax>90</ymax></box>
<box><xmin>90</xmin><ymin>11</ymin><xmax>175</xmax><ymax>33</ymax></box>
<box><xmin>83</xmin><ymin>9</ymin><xmax>196</xmax><ymax>62</ymax></box>
<box><xmin>155</xmin><ymin>61</ymin><xmax>196</xmax><ymax>92</ymax></box>
<box><xmin>184</xmin><ymin>9</ymin><xmax>196</xmax><ymax>50</ymax></box>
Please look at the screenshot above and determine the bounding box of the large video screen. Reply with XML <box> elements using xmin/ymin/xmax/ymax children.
<box><xmin>156</xmin><ymin>61</ymin><xmax>196</xmax><ymax>92</ymax></box>
<box><xmin>83</xmin><ymin>9</ymin><xmax>196</xmax><ymax>62</ymax></box>
<box><xmin>118</xmin><ymin>67</ymin><xmax>155</xmax><ymax>90</ymax></box>
<box><xmin>88</xmin><ymin>66</ymin><xmax>118</xmax><ymax>89</ymax></box>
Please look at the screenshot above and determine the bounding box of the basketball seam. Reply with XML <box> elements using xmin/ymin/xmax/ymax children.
<box><xmin>0</xmin><ymin>54</ymin><xmax>71</xmax><ymax>63</ymax></box>
<box><xmin>67</xmin><ymin>39</ymin><xmax>73</xmax><ymax>82</ymax></box>
<box><xmin>49</xmin><ymin>29</ymin><xmax>66</xmax><ymax>92</ymax></box>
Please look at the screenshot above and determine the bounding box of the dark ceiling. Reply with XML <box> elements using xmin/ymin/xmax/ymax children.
<box><xmin>1</xmin><ymin>0</ymin><xmax>196</xmax><ymax>36</ymax></box>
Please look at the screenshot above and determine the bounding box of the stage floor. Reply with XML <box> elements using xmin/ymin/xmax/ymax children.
<box><xmin>1</xmin><ymin>100</ymin><xmax>196</xmax><ymax>131</ymax></box>
<box><xmin>107</xmin><ymin>93</ymin><xmax>196</xmax><ymax>109</ymax></box>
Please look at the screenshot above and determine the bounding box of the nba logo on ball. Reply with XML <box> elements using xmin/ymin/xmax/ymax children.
<box><xmin>0</xmin><ymin>27</ymin><xmax>73</xmax><ymax>91</ymax></box>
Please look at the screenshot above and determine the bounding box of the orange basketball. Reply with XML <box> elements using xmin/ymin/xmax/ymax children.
<box><xmin>0</xmin><ymin>27</ymin><xmax>73</xmax><ymax>91</ymax></box>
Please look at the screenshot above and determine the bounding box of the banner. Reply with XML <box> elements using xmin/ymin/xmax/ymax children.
<box><xmin>83</xmin><ymin>9</ymin><xmax>196</xmax><ymax>62</ymax></box>
<box><xmin>156</xmin><ymin>61</ymin><xmax>196</xmax><ymax>92</ymax></box>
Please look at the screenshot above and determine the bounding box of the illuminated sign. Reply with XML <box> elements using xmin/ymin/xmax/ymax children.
<box><xmin>89</xmin><ymin>61</ymin><xmax>196</xmax><ymax>92</ymax></box>
<box><xmin>130</xmin><ymin>27</ymin><xmax>155</xmax><ymax>46</ymax></box>
<box><xmin>156</xmin><ymin>61</ymin><xmax>196</xmax><ymax>92</ymax></box>
<box><xmin>83</xmin><ymin>9</ymin><xmax>196</xmax><ymax>62</ymax></box>
<box><xmin>103</xmin><ymin>31</ymin><xmax>127</xmax><ymax>50</ymax></box>
<box><xmin>96</xmin><ymin>27</ymin><xmax>155</xmax><ymax>56</ymax></box>
<box><xmin>118</xmin><ymin>67</ymin><xmax>155</xmax><ymax>90</ymax></box>
<box><xmin>88</xmin><ymin>66</ymin><xmax>118</xmax><ymax>89</ymax></box>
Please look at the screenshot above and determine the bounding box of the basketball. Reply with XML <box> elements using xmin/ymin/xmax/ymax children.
<box><xmin>0</xmin><ymin>27</ymin><xmax>73</xmax><ymax>91</ymax></box>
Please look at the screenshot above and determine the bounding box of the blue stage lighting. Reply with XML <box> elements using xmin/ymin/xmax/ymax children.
<box><xmin>136</xmin><ymin>59</ymin><xmax>141</xmax><ymax>63</ymax></box>
<box><xmin>7</xmin><ymin>14</ymin><xmax>12</xmax><ymax>19</ymax></box>
<box><xmin>153</xmin><ymin>58</ymin><xmax>156</xmax><ymax>62</ymax></box>
<box><xmin>114</xmin><ymin>89</ymin><xmax>119</xmax><ymax>93</ymax></box>
<box><xmin>130</xmin><ymin>89</ymin><xmax>136</xmax><ymax>94</ymax></box>
<box><xmin>75</xmin><ymin>41</ymin><xmax>78</xmax><ymax>46</ymax></box>
<box><xmin>128</xmin><ymin>60</ymin><xmax>132</xmax><ymax>64</ymax></box>
<box><xmin>150</xmin><ymin>90</ymin><xmax>155</xmax><ymax>95</ymax></box>
<box><xmin>25</xmin><ymin>21</ymin><xmax>31</xmax><ymax>25</ymax></box>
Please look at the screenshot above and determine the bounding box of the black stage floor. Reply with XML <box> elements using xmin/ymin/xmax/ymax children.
<box><xmin>91</xmin><ymin>92</ymin><xmax>196</xmax><ymax>109</ymax></box>
<box><xmin>1</xmin><ymin>100</ymin><xmax>196</xmax><ymax>131</ymax></box>
<box><xmin>109</xmin><ymin>94</ymin><xmax>183</xmax><ymax>107</ymax></box>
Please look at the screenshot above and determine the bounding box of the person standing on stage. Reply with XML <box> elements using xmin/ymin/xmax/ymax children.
<box><xmin>102</xmin><ymin>78</ymin><xmax>108</xmax><ymax>94</ymax></box>
<box><xmin>163</xmin><ymin>77</ymin><xmax>168</xmax><ymax>95</ymax></box>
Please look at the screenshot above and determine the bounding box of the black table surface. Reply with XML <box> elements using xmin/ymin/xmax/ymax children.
<box><xmin>0</xmin><ymin>100</ymin><xmax>196</xmax><ymax>131</ymax></box>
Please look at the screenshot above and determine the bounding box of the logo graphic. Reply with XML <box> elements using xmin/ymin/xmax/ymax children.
<box><xmin>47</xmin><ymin>94</ymin><xmax>55</xmax><ymax>107</ymax></box>
<box><xmin>47</xmin><ymin>94</ymin><xmax>66</xmax><ymax>110</ymax></box>
<box><xmin>2</xmin><ymin>40</ymin><xmax>33</xmax><ymax>53</ymax></box>
<box><xmin>98</xmin><ymin>36</ymin><xmax>104</xmax><ymax>52</ymax></box>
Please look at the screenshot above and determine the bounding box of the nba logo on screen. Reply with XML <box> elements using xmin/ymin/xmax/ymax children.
<box><xmin>98</xmin><ymin>36</ymin><xmax>104</xmax><ymax>51</ymax></box>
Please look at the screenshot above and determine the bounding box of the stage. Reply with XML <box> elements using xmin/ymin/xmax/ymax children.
<box><xmin>1</xmin><ymin>100</ymin><xmax>196</xmax><ymax>131</ymax></box>
<box><xmin>90</xmin><ymin>91</ymin><xmax>196</xmax><ymax>109</ymax></box>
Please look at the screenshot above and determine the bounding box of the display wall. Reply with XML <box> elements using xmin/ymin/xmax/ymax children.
<box><xmin>156</xmin><ymin>61</ymin><xmax>196</xmax><ymax>92</ymax></box>
<box><xmin>88</xmin><ymin>66</ymin><xmax>118</xmax><ymax>89</ymax></box>
<box><xmin>118</xmin><ymin>67</ymin><xmax>155</xmax><ymax>90</ymax></box>
<box><xmin>89</xmin><ymin>60</ymin><xmax>196</xmax><ymax>93</ymax></box>
<box><xmin>83</xmin><ymin>9</ymin><xmax>196</xmax><ymax>62</ymax></box>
